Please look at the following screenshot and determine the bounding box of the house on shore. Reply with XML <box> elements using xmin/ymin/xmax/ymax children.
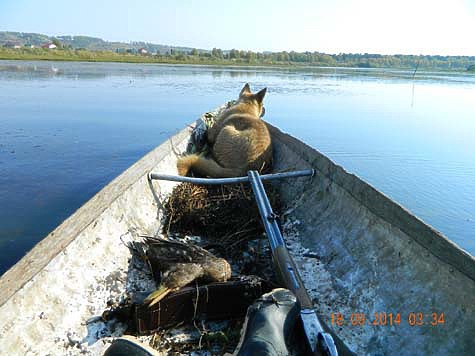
<box><xmin>41</xmin><ymin>43</ymin><xmax>57</xmax><ymax>49</ymax></box>
<box><xmin>3</xmin><ymin>41</ymin><xmax>22</xmax><ymax>49</ymax></box>
<box><xmin>138</xmin><ymin>48</ymin><xmax>148</xmax><ymax>55</ymax></box>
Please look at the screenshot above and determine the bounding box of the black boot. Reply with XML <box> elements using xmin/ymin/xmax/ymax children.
<box><xmin>234</xmin><ymin>288</ymin><xmax>299</xmax><ymax>356</ymax></box>
<box><xmin>103</xmin><ymin>336</ymin><xmax>159</xmax><ymax>356</ymax></box>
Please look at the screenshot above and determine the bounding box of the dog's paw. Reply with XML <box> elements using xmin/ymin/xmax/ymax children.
<box><xmin>176</xmin><ymin>158</ymin><xmax>188</xmax><ymax>176</ymax></box>
<box><xmin>177</xmin><ymin>155</ymin><xmax>197</xmax><ymax>176</ymax></box>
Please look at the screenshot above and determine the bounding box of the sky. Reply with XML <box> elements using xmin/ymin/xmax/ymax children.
<box><xmin>1</xmin><ymin>0</ymin><xmax>474</xmax><ymax>56</ymax></box>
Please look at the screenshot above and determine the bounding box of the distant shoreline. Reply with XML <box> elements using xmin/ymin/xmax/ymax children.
<box><xmin>1</xmin><ymin>48</ymin><xmax>474</xmax><ymax>73</ymax></box>
<box><xmin>2</xmin><ymin>31</ymin><xmax>475</xmax><ymax>72</ymax></box>
<box><xmin>0</xmin><ymin>49</ymin><xmax>306</xmax><ymax>68</ymax></box>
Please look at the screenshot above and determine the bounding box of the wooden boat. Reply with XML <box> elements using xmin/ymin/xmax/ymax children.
<box><xmin>0</xmin><ymin>105</ymin><xmax>473</xmax><ymax>355</ymax></box>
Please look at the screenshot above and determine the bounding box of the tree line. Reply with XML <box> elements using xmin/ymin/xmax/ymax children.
<box><xmin>2</xmin><ymin>38</ymin><xmax>475</xmax><ymax>71</ymax></box>
<box><xmin>155</xmin><ymin>47</ymin><xmax>475</xmax><ymax>71</ymax></box>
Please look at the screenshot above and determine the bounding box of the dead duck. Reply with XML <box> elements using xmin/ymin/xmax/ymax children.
<box><xmin>131</xmin><ymin>236</ymin><xmax>232</xmax><ymax>306</ymax></box>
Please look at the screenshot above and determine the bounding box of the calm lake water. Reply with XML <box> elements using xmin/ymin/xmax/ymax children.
<box><xmin>0</xmin><ymin>60</ymin><xmax>474</xmax><ymax>274</ymax></box>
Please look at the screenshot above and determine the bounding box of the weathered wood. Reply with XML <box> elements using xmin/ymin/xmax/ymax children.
<box><xmin>267</xmin><ymin>123</ymin><xmax>475</xmax><ymax>281</ymax></box>
<box><xmin>267</xmin><ymin>123</ymin><xmax>475</xmax><ymax>354</ymax></box>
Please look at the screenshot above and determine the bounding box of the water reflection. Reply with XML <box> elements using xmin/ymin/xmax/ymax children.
<box><xmin>1</xmin><ymin>60</ymin><xmax>474</xmax><ymax>85</ymax></box>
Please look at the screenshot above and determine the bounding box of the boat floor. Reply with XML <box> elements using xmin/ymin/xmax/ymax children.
<box><xmin>78</xmin><ymin>230</ymin><xmax>273</xmax><ymax>355</ymax></box>
<box><xmin>1</xmin><ymin>104</ymin><xmax>473</xmax><ymax>355</ymax></box>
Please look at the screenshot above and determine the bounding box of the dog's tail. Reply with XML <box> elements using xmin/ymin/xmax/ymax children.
<box><xmin>177</xmin><ymin>154</ymin><xmax>245</xmax><ymax>178</ymax></box>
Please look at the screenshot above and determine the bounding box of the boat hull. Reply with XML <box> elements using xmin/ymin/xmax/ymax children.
<box><xmin>0</xmin><ymin>112</ymin><xmax>473</xmax><ymax>355</ymax></box>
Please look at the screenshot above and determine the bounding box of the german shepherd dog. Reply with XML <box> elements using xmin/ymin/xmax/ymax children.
<box><xmin>177</xmin><ymin>83</ymin><xmax>272</xmax><ymax>177</ymax></box>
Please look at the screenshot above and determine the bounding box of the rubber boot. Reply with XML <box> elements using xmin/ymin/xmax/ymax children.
<box><xmin>233</xmin><ymin>288</ymin><xmax>299</xmax><ymax>356</ymax></box>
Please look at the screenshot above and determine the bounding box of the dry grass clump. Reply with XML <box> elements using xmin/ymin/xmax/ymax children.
<box><xmin>163</xmin><ymin>182</ymin><xmax>280</xmax><ymax>252</ymax></box>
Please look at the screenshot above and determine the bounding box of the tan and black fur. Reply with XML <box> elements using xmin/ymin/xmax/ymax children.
<box><xmin>177</xmin><ymin>83</ymin><xmax>272</xmax><ymax>177</ymax></box>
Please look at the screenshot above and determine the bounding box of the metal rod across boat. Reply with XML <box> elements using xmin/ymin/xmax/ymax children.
<box><xmin>148</xmin><ymin>168</ymin><xmax>315</xmax><ymax>184</ymax></box>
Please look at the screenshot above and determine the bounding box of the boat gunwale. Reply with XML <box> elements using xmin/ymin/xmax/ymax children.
<box><xmin>0</xmin><ymin>127</ymin><xmax>191</xmax><ymax>308</ymax></box>
<box><xmin>267</xmin><ymin>123</ymin><xmax>475</xmax><ymax>282</ymax></box>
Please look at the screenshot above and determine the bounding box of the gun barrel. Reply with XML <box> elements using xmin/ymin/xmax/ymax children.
<box><xmin>247</xmin><ymin>170</ymin><xmax>338</xmax><ymax>356</ymax></box>
<box><xmin>149</xmin><ymin>168</ymin><xmax>340</xmax><ymax>355</ymax></box>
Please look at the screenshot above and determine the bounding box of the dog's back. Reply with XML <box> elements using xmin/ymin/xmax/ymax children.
<box><xmin>177</xmin><ymin>84</ymin><xmax>272</xmax><ymax>177</ymax></box>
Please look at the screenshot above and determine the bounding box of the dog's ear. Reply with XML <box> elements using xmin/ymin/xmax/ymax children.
<box><xmin>254</xmin><ymin>87</ymin><xmax>267</xmax><ymax>103</ymax></box>
<box><xmin>240</xmin><ymin>83</ymin><xmax>251</xmax><ymax>97</ymax></box>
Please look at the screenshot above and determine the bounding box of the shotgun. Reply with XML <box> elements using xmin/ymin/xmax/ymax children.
<box><xmin>247</xmin><ymin>170</ymin><xmax>338</xmax><ymax>356</ymax></box>
<box><xmin>148</xmin><ymin>169</ymin><xmax>346</xmax><ymax>355</ymax></box>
